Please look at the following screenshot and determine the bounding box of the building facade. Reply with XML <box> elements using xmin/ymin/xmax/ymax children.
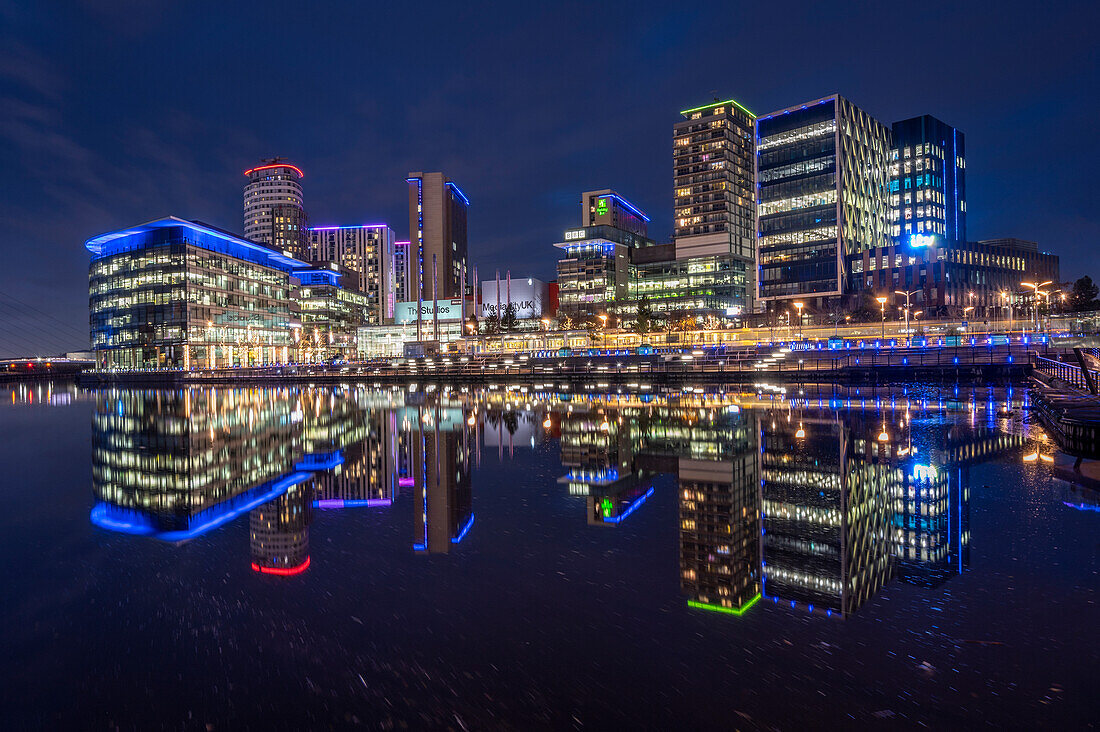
<box><xmin>853</xmin><ymin>236</ymin><xmax>1059</xmax><ymax>318</ymax></box>
<box><xmin>307</xmin><ymin>224</ymin><xmax>397</xmax><ymax>324</ymax></box>
<box><xmin>674</xmin><ymin>99</ymin><xmax>757</xmax><ymax>315</ymax></box>
<box><xmin>292</xmin><ymin>267</ymin><xmax>372</xmax><ymax>361</ymax></box>
<box><xmin>889</xmin><ymin>116</ymin><xmax>966</xmax><ymax>247</ymax></box>
<box><xmin>243</xmin><ymin>161</ymin><xmax>306</xmax><ymax>256</ymax></box>
<box><xmin>756</xmin><ymin>95</ymin><xmax>893</xmax><ymax>312</ymax></box>
<box><xmin>406</xmin><ymin>172</ymin><xmax>470</xmax><ymax>302</ymax></box>
<box><xmin>554</xmin><ymin>223</ymin><xmax>654</xmax><ymax>321</ymax></box>
<box><xmin>87</xmin><ymin>217</ymin><xmax>307</xmax><ymax>370</ymax></box>
<box><xmin>582</xmin><ymin>189</ymin><xmax>650</xmax><ymax>236</ymax></box>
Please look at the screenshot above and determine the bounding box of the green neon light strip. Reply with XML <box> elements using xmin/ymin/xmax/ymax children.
<box><xmin>687</xmin><ymin>593</ymin><xmax>762</xmax><ymax>616</ymax></box>
<box><xmin>680</xmin><ymin>98</ymin><xmax>756</xmax><ymax>118</ymax></box>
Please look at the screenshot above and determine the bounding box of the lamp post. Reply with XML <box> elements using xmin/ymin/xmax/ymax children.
<box><xmin>598</xmin><ymin>314</ymin><xmax>607</xmax><ymax>349</ymax></box>
<box><xmin>793</xmin><ymin>301</ymin><xmax>804</xmax><ymax>341</ymax></box>
<box><xmin>913</xmin><ymin>310</ymin><xmax>923</xmax><ymax>337</ymax></box>
<box><xmin>1021</xmin><ymin>280</ymin><xmax>1052</xmax><ymax>332</ymax></box>
<box><xmin>895</xmin><ymin>290</ymin><xmax>918</xmax><ymax>345</ymax></box>
<box><xmin>963</xmin><ymin>306</ymin><xmax>974</xmax><ymax>338</ymax></box>
<box><xmin>875</xmin><ymin>296</ymin><xmax>887</xmax><ymax>340</ymax></box>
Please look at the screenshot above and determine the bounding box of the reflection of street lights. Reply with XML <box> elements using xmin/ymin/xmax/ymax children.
<box><xmin>875</xmin><ymin>296</ymin><xmax>887</xmax><ymax>340</ymax></box>
<box><xmin>793</xmin><ymin>302</ymin><xmax>804</xmax><ymax>341</ymax></box>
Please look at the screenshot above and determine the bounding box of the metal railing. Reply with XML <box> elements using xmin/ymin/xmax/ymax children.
<box><xmin>1031</xmin><ymin>354</ymin><xmax>1100</xmax><ymax>392</ymax></box>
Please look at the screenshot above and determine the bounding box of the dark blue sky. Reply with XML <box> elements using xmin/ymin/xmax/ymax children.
<box><xmin>1</xmin><ymin>0</ymin><xmax>1097</xmax><ymax>355</ymax></box>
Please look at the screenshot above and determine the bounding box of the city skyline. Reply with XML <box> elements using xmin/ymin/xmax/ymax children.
<box><xmin>2</xmin><ymin>1</ymin><xmax>1097</xmax><ymax>355</ymax></box>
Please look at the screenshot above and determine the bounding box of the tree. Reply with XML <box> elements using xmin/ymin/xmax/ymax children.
<box><xmin>1071</xmin><ymin>275</ymin><xmax>1099</xmax><ymax>312</ymax></box>
<box><xmin>501</xmin><ymin>302</ymin><xmax>519</xmax><ymax>331</ymax></box>
<box><xmin>633</xmin><ymin>296</ymin><xmax>654</xmax><ymax>334</ymax></box>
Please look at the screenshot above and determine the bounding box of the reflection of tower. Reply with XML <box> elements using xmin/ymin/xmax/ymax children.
<box><xmin>250</xmin><ymin>481</ymin><xmax>313</xmax><ymax>575</ymax></box>
<box><xmin>412</xmin><ymin>407</ymin><xmax>473</xmax><ymax>553</ymax></box>
<box><xmin>760</xmin><ymin>413</ymin><xmax>896</xmax><ymax>617</ymax></box>
<box><xmin>679</xmin><ymin>412</ymin><xmax>761</xmax><ymax>615</ymax></box>
<box><xmin>312</xmin><ymin>411</ymin><xmax>397</xmax><ymax>508</ymax></box>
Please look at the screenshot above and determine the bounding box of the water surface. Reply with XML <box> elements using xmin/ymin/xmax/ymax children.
<box><xmin>1</xmin><ymin>381</ymin><xmax>1096</xmax><ymax>729</ymax></box>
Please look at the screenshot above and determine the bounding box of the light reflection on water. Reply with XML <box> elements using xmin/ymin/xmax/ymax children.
<box><xmin>2</xmin><ymin>381</ymin><xmax>1096</xmax><ymax>728</ymax></box>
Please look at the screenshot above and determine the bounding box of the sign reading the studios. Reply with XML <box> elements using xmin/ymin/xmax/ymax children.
<box><xmin>394</xmin><ymin>299</ymin><xmax>463</xmax><ymax>324</ymax></box>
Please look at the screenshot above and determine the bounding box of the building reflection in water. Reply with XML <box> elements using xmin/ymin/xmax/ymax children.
<box><xmin>409</xmin><ymin>402</ymin><xmax>474</xmax><ymax>553</ymax></box>
<box><xmin>86</xmin><ymin>385</ymin><xmax>1024</xmax><ymax>605</ymax></box>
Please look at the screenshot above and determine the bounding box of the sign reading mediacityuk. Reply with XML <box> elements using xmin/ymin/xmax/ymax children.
<box><xmin>394</xmin><ymin>299</ymin><xmax>463</xmax><ymax>324</ymax></box>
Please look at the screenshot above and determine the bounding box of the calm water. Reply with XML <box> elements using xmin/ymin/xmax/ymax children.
<box><xmin>1</xmin><ymin>381</ymin><xmax>1096</xmax><ymax>729</ymax></box>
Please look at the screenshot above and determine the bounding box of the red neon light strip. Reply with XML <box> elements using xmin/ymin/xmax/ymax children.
<box><xmin>250</xmin><ymin>556</ymin><xmax>310</xmax><ymax>576</ymax></box>
<box><xmin>244</xmin><ymin>163</ymin><xmax>304</xmax><ymax>178</ymax></box>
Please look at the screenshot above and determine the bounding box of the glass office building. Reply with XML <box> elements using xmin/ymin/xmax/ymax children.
<box><xmin>87</xmin><ymin>217</ymin><xmax>307</xmax><ymax>370</ymax></box>
<box><xmin>756</xmin><ymin>96</ymin><xmax>892</xmax><ymax>311</ymax></box>
<box><xmin>889</xmin><ymin>115</ymin><xmax>965</xmax><ymax>247</ymax></box>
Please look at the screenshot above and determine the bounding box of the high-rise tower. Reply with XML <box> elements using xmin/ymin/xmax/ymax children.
<box><xmin>673</xmin><ymin>99</ymin><xmax>757</xmax><ymax>314</ymax></box>
<box><xmin>406</xmin><ymin>172</ymin><xmax>469</xmax><ymax>302</ymax></box>
<box><xmin>244</xmin><ymin>160</ymin><xmax>306</xmax><ymax>256</ymax></box>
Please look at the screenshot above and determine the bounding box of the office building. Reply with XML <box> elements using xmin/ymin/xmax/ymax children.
<box><xmin>292</xmin><ymin>267</ymin><xmax>372</xmax><ymax>361</ymax></box>
<box><xmin>756</xmin><ymin>95</ymin><xmax>893</xmax><ymax>312</ymax></box>
<box><xmin>244</xmin><ymin>160</ymin><xmax>306</xmax><ymax>256</ymax></box>
<box><xmin>855</xmin><ymin>236</ymin><xmax>1059</xmax><ymax>317</ymax></box>
<box><xmin>307</xmin><ymin>224</ymin><xmax>398</xmax><ymax>323</ymax></box>
<box><xmin>407</xmin><ymin>172</ymin><xmax>470</xmax><ymax>301</ymax></box>
<box><xmin>582</xmin><ymin>189</ymin><xmax>650</xmax><ymax>236</ymax></box>
<box><xmin>87</xmin><ymin>217</ymin><xmax>307</xmax><ymax>370</ymax></box>
<box><xmin>674</xmin><ymin>99</ymin><xmax>757</xmax><ymax>315</ymax></box>
<box><xmin>889</xmin><ymin>115</ymin><xmax>966</xmax><ymax>247</ymax></box>
<box><xmin>553</xmin><ymin>191</ymin><xmax>655</xmax><ymax>321</ymax></box>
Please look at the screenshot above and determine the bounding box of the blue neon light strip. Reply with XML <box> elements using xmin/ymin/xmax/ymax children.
<box><xmin>451</xmin><ymin>513</ymin><xmax>475</xmax><ymax>544</ymax></box>
<box><xmin>90</xmin><ymin>471</ymin><xmax>313</xmax><ymax>543</ymax></box>
<box><xmin>597</xmin><ymin>193</ymin><xmax>650</xmax><ymax>223</ymax></box>
<box><xmin>313</xmin><ymin>499</ymin><xmax>393</xmax><ymax>509</ymax></box>
<box><xmin>84</xmin><ymin>217</ymin><xmax>309</xmax><ymax>272</ymax></box>
<box><xmin>602</xmin><ymin>486</ymin><xmax>655</xmax><ymax>524</ymax></box>
<box><xmin>446</xmin><ymin>181</ymin><xmax>470</xmax><ymax>207</ymax></box>
<box><xmin>295</xmin><ymin>450</ymin><xmax>345</xmax><ymax>471</ymax></box>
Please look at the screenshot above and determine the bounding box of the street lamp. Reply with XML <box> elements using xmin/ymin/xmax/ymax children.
<box><xmin>834</xmin><ymin>314</ymin><xmax>851</xmax><ymax>338</ymax></box>
<box><xmin>895</xmin><ymin>290</ymin><xmax>918</xmax><ymax>345</ymax></box>
<box><xmin>1021</xmin><ymin>280</ymin><xmax>1052</xmax><ymax>331</ymax></box>
<box><xmin>875</xmin><ymin>296</ymin><xmax>887</xmax><ymax>340</ymax></box>
<box><xmin>963</xmin><ymin>305</ymin><xmax>974</xmax><ymax>337</ymax></box>
<box><xmin>793</xmin><ymin>302</ymin><xmax>804</xmax><ymax>341</ymax></box>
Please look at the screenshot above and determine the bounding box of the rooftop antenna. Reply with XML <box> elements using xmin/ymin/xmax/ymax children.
<box><xmin>260</xmin><ymin>156</ymin><xmax>287</xmax><ymax>165</ymax></box>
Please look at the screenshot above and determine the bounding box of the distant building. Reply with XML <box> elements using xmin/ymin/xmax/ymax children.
<box><xmin>480</xmin><ymin>276</ymin><xmax>549</xmax><ymax>322</ymax></box>
<box><xmin>854</xmin><ymin>236</ymin><xmax>1059</xmax><ymax>318</ymax></box>
<box><xmin>307</xmin><ymin>224</ymin><xmax>397</xmax><ymax>324</ymax></box>
<box><xmin>889</xmin><ymin>116</ymin><xmax>966</xmax><ymax>248</ymax></box>
<box><xmin>392</xmin><ymin>241</ymin><xmax>414</xmax><ymax>311</ymax></box>
<box><xmin>87</xmin><ymin>217</ymin><xmax>307</xmax><ymax>369</ymax></box>
<box><xmin>581</xmin><ymin>189</ymin><xmax>649</xmax><ymax>236</ymax></box>
<box><xmin>756</xmin><ymin>95</ymin><xmax>893</xmax><ymax>313</ymax></box>
<box><xmin>406</xmin><ymin>172</ymin><xmax>470</xmax><ymax>301</ymax></box>
<box><xmin>244</xmin><ymin>161</ymin><xmax>306</xmax><ymax>256</ymax></box>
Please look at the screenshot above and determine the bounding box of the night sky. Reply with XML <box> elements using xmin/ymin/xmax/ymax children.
<box><xmin>1</xmin><ymin>0</ymin><xmax>1097</xmax><ymax>355</ymax></box>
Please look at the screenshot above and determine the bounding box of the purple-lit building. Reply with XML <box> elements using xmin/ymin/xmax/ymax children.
<box><xmin>308</xmin><ymin>224</ymin><xmax>398</xmax><ymax>324</ymax></box>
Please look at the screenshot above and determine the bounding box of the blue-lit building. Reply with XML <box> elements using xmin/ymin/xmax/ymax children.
<box><xmin>87</xmin><ymin>217</ymin><xmax>309</xmax><ymax>370</ymax></box>
<box><xmin>889</xmin><ymin>115</ymin><xmax>966</xmax><ymax>247</ymax></box>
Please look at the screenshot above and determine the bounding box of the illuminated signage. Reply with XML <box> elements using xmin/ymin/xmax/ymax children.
<box><xmin>564</xmin><ymin>229</ymin><xmax>587</xmax><ymax>240</ymax></box>
<box><xmin>394</xmin><ymin>299</ymin><xmax>463</xmax><ymax>324</ymax></box>
<box><xmin>911</xmin><ymin>464</ymin><xmax>938</xmax><ymax>481</ymax></box>
<box><xmin>910</xmin><ymin>233</ymin><xmax>936</xmax><ymax>248</ymax></box>
<box><xmin>596</xmin><ymin>198</ymin><xmax>609</xmax><ymax>216</ymax></box>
